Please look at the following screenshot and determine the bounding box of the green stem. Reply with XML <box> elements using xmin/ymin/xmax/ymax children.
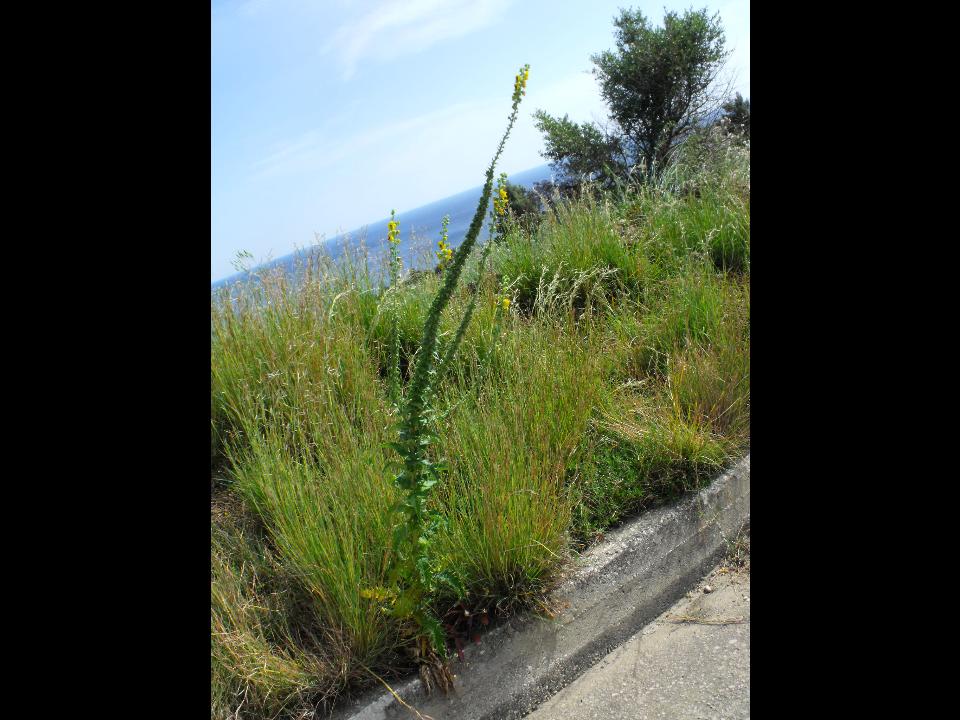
<box><xmin>388</xmin><ymin>65</ymin><xmax>530</xmax><ymax>655</ymax></box>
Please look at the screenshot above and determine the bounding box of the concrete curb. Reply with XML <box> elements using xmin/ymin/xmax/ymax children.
<box><xmin>331</xmin><ymin>455</ymin><xmax>750</xmax><ymax>720</ymax></box>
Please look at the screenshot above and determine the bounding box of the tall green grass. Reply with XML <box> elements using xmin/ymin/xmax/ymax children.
<box><xmin>434</xmin><ymin>315</ymin><xmax>605</xmax><ymax>601</ymax></box>
<box><xmin>212</xmin><ymin>499</ymin><xmax>344</xmax><ymax>718</ymax></box>
<box><xmin>621</xmin><ymin>128</ymin><xmax>750</xmax><ymax>274</ymax></box>
<box><xmin>495</xmin><ymin>194</ymin><xmax>651</xmax><ymax>312</ymax></box>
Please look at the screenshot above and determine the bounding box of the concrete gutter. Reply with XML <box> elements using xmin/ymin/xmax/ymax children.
<box><xmin>331</xmin><ymin>455</ymin><xmax>750</xmax><ymax>720</ymax></box>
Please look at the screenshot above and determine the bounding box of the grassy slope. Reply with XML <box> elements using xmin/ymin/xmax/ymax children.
<box><xmin>211</xmin><ymin>137</ymin><xmax>749</xmax><ymax>718</ymax></box>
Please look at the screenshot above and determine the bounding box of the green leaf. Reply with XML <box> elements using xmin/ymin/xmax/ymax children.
<box><xmin>434</xmin><ymin>570</ymin><xmax>466</xmax><ymax>599</ymax></box>
<box><xmin>418</xmin><ymin>611</ymin><xmax>448</xmax><ymax>657</ymax></box>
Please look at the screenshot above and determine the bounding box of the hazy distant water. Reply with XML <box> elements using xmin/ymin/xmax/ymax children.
<box><xmin>212</xmin><ymin>163</ymin><xmax>554</xmax><ymax>290</ymax></box>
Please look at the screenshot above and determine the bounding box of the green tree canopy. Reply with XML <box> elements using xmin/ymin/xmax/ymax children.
<box><xmin>491</xmin><ymin>181</ymin><xmax>544</xmax><ymax>240</ymax></box>
<box><xmin>535</xmin><ymin>7</ymin><xmax>728</xmax><ymax>186</ymax></box>
<box><xmin>721</xmin><ymin>92</ymin><xmax>750</xmax><ymax>138</ymax></box>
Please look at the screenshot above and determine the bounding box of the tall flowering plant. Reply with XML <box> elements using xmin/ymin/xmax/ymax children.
<box><xmin>436</xmin><ymin>214</ymin><xmax>453</xmax><ymax>272</ymax></box>
<box><xmin>386</xmin><ymin>209</ymin><xmax>403</xmax><ymax>406</ymax></box>
<box><xmin>372</xmin><ymin>64</ymin><xmax>531</xmax><ymax>688</ymax></box>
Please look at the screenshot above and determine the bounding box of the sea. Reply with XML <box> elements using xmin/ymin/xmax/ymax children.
<box><xmin>211</xmin><ymin>163</ymin><xmax>555</xmax><ymax>291</ymax></box>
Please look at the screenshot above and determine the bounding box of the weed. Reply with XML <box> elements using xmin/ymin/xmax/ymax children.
<box><xmin>380</xmin><ymin>65</ymin><xmax>531</xmax><ymax>685</ymax></box>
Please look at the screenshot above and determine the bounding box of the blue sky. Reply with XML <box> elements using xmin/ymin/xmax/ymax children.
<box><xmin>211</xmin><ymin>0</ymin><xmax>749</xmax><ymax>281</ymax></box>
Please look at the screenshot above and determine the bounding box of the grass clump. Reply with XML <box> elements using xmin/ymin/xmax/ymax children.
<box><xmin>211</xmin><ymin>499</ymin><xmax>345</xmax><ymax>719</ymax></box>
<box><xmin>620</xmin><ymin>136</ymin><xmax>750</xmax><ymax>275</ymax></box>
<box><xmin>570</xmin><ymin>391</ymin><xmax>731</xmax><ymax>542</ymax></box>
<box><xmin>624</xmin><ymin>266</ymin><xmax>739</xmax><ymax>377</ymax></box>
<box><xmin>495</xmin><ymin>194</ymin><xmax>649</xmax><ymax>313</ymax></box>
<box><xmin>435</xmin><ymin>316</ymin><xmax>604</xmax><ymax>602</ymax></box>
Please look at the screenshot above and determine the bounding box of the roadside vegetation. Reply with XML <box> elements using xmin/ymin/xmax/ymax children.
<box><xmin>211</xmin><ymin>8</ymin><xmax>749</xmax><ymax>718</ymax></box>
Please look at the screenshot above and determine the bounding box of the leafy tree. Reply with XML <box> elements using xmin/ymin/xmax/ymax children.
<box><xmin>532</xmin><ymin>178</ymin><xmax>580</xmax><ymax>205</ymax></box>
<box><xmin>531</xmin><ymin>113</ymin><xmax>625</xmax><ymax>191</ymax></box>
<box><xmin>503</xmin><ymin>181</ymin><xmax>543</xmax><ymax>232</ymax></box>
<box><xmin>721</xmin><ymin>92</ymin><xmax>750</xmax><ymax>138</ymax></box>
<box><xmin>535</xmin><ymin>7</ymin><xmax>728</xmax><ymax>185</ymax></box>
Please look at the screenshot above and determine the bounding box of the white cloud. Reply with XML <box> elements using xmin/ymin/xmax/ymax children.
<box><xmin>325</xmin><ymin>0</ymin><xmax>512</xmax><ymax>79</ymax></box>
<box><xmin>250</xmin><ymin>100</ymin><xmax>482</xmax><ymax>180</ymax></box>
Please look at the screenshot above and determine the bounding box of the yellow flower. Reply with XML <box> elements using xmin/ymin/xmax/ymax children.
<box><xmin>387</xmin><ymin>216</ymin><xmax>401</xmax><ymax>245</ymax></box>
<box><xmin>360</xmin><ymin>586</ymin><xmax>397</xmax><ymax>603</ymax></box>
<box><xmin>436</xmin><ymin>215</ymin><xmax>454</xmax><ymax>269</ymax></box>
<box><xmin>501</xmin><ymin>297</ymin><xmax>510</xmax><ymax>310</ymax></box>
<box><xmin>513</xmin><ymin>65</ymin><xmax>530</xmax><ymax>100</ymax></box>
<box><xmin>436</xmin><ymin>242</ymin><xmax>452</xmax><ymax>265</ymax></box>
<box><xmin>493</xmin><ymin>177</ymin><xmax>510</xmax><ymax>217</ymax></box>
